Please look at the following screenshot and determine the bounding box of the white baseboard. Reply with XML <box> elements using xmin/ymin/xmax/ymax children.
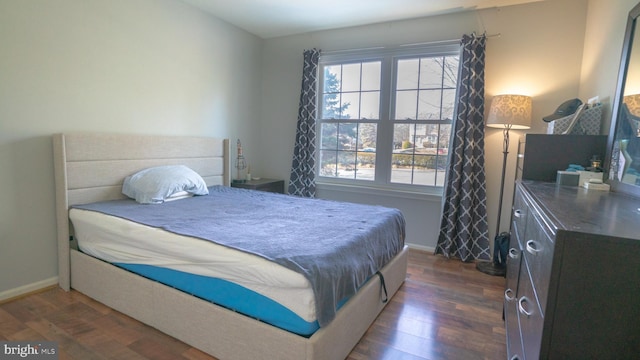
<box><xmin>406</xmin><ymin>243</ymin><xmax>435</xmax><ymax>253</ymax></box>
<box><xmin>0</xmin><ymin>277</ymin><xmax>59</xmax><ymax>302</ymax></box>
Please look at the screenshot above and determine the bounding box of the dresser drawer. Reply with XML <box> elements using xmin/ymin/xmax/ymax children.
<box><xmin>522</xmin><ymin>210</ymin><xmax>554</xmax><ymax>315</ymax></box>
<box><xmin>512</xmin><ymin>186</ymin><xmax>529</xmax><ymax>249</ymax></box>
<box><xmin>517</xmin><ymin>262</ymin><xmax>543</xmax><ymax>360</ymax></box>
<box><xmin>505</xmin><ymin>233</ymin><xmax>524</xmax><ymax>360</ymax></box>
<box><xmin>505</xmin><ymin>294</ymin><xmax>525</xmax><ymax>360</ymax></box>
<box><xmin>505</xmin><ymin>233</ymin><xmax>523</xmax><ymax>298</ymax></box>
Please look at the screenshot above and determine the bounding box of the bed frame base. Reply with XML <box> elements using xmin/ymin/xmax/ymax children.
<box><xmin>71</xmin><ymin>247</ymin><xmax>407</xmax><ymax>360</ymax></box>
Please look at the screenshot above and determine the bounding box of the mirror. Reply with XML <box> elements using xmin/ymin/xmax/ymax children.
<box><xmin>606</xmin><ymin>2</ymin><xmax>640</xmax><ymax>197</ymax></box>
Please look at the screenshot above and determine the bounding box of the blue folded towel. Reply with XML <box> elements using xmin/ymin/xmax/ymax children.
<box><xmin>566</xmin><ymin>164</ymin><xmax>585</xmax><ymax>171</ymax></box>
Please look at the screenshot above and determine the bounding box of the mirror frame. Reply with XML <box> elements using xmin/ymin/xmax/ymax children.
<box><xmin>605</xmin><ymin>1</ymin><xmax>640</xmax><ymax>197</ymax></box>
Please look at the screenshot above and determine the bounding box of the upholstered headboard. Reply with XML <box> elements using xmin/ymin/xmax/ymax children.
<box><xmin>53</xmin><ymin>133</ymin><xmax>230</xmax><ymax>290</ymax></box>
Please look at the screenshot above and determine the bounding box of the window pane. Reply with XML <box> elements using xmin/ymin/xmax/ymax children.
<box><xmin>341</xmin><ymin>92</ymin><xmax>360</xmax><ymax>119</ymax></box>
<box><xmin>322</xmin><ymin>93</ymin><xmax>343</xmax><ymax>119</ymax></box>
<box><xmin>319</xmin><ymin>150</ymin><xmax>338</xmax><ymax>177</ymax></box>
<box><xmin>341</xmin><ymin>63</ymin><xmax>361</xmax><ymax>92</ymax></box>
<box><xmin>338</xmin><ymin>123</ymin><xmax>357</xmax><ymax>150</ymax></box>
<box><xmin>442</xmin><ymin>89</ymin><xmax>456</xmax><ymax>120</ymax></box>
<box><xmin>355</xmin><ymin>151</ymin><xmax>375</xmax><ymax>181</ymax></box>
<box><xmin>395</xmin><ymin>90</ymin><xmax>417</xmax><ymax>120</ymax></box>
<box><xmin>323</xmin><ymin>65</ymin><xmax>345</xmax><ymax>119</ymax></box>
<box><xmin>393</xmin><ymin>123</ymin><xmax>411</xmax><ymax>150</ymax></box>
<box><xmin>324</xmin><ymin>66</ymin><xmax>342</xmax><ymax>91</ymax></box>
<box><xmin>392</xmin><ymin>150</ymin><xmax>439</xmax><ymax>185</ymax></box>
<box><xmin>421</xmin><ymin>126</ymin><xmax>437</xmax><ymax>149</ymax></box>
<box><xmin>396</xmin><ymin>59</ymin><xmax>419</xmax><ymax>90</ymax></box>
<box><xmin>438</xmin><ymin>124</ymin><xmax>452</xmax><ymax>150</ymax></box>
<box><xmin>361</xmin><ymin>62</ymin><xmax>381</xmax><ymax>91</ymax></box>
<box><xmin>360</xmin><ymin>91</ymin><xmax>380</xmax><ymax>119</ymax></box>
<box><xmin>320</xmin><ymin>123</ymin><xmax>338</xmax><ymax>149</ymax></box>
<box><xmin>322</xmin><ymin>62</ymin><xmax>381</xmax><ymax>121</ymax></box>
<box><xmin>434</xmin><ymin>157</ymin><xmax>447</xmax><ymax>187</ymax></box>
<box><xmin>358</xmin><ymin>123</ymin><xmax>377</xmax><ymax>150</ymax></box>
<box><xmin>418</xmin><ymin>89</ymin><xmax>442</xmax><ymax>120</ymax></box>
<box><xmin>355</xmin><ymin>123</ymin><xmax>376</xmax><ymax>182</ymax></box>
<box><xmin>412</xmin><ymin>154</ymin><xmax>434</xmax><ymax>186</ymax></box>
<box><xmin>419</xmin><ymin>58</ymin><xmax>444</xmax><ymax>89</ymax></box>
<box><xmin>390</xmin><ymin>123</ymin><xmax>449</xmax><ymax>185</ymax></box>
<box><xmin>337</xmin><ymin>151</ymin><xmax>357</xmax><ymax>179</ymax></box>
<box><xmin>443</xmin><ymin>56</ymin><xmax>459</xmax><ymax>88</ymax></box>
<box><xmin>391</xmin><ymin>153</ymin><xmax>413</xmax><ymax>184</ymax></box>
<box><xmin>320</xmin><ymin>121</ymin><xmax>378</xmax><ymax>181</ymax></box>
<box><xmin>413</xmin><ymin>124</ymin><xmax>427</xmax><ymax>149</ymax></box>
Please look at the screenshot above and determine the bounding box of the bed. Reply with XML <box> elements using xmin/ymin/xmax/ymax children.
<box><xmin>53</xmin><ymin>132</ymin><xmax>408</xmax><ymax>360</ymax></box>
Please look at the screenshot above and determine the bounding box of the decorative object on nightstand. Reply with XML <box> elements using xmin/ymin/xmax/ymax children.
<box><xmin>477</xmin><ymin>94</ymin><xmax>532</xmax><ymax>276</ymax></box>
<box><xmin>233</xmin><ymin>139</ymin><xmax>247</xmax><ymax>184</ymax></box>
<box><xmin>231</xmin><ymin>178</ymin><xmax>285</xmax><ymax>194</ymax></box>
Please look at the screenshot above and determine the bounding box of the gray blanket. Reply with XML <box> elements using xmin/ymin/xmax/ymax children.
<box><xmin>73</xmin><ymin>186</ymin><xmax>405</xmax><ymax>326</ymax></box>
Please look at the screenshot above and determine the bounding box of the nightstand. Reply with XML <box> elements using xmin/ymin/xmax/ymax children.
<box><xmin>231</xmin><ymin>178</ymin><xmax>285</xmax><ymax>194</ymax></box>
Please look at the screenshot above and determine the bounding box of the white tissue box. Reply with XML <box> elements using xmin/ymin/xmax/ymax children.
<box><xmin>622</xmin><ymin>173</ymin><xmax>637</xmax><ymax>184</ymax></box>
<box><xmin>556</xmin><ymin>171</ymin><xmax>579</xmax><ymax>186</ymax></box>
<box><xmin>583</xmin><ymin>182</ymin><xmax>610</xmax><ymax>191</ymax></box>
<box><xmin>577</xmin><ymin>171</ymin><xmax>603</xmax><ymax>187</ymax></box>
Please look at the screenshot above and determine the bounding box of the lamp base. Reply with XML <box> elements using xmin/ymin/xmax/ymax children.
<box><xmin>476</xmin><ymin>261</ymin><xmax>506</xmax><ymax>277</ymax></box>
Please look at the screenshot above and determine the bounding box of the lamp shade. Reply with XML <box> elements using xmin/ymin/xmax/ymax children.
<box><xmin>486</xmin><ymin>94</ymin><xmax>532</xmax><ymax>129</ymax></box>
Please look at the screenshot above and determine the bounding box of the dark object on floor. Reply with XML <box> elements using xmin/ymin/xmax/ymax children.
<box><xmin>476</xmin><ymin>232</ymin><xmax>510</xmax><ymax>277</ymax></box>
<box><xmin>476</xmin><ymin>260</ymin><xmax>505</xmax><ymax>276</ymax></box>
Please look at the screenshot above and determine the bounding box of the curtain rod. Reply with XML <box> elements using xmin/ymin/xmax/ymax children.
<box><xmin>401</xmin><ymin>32</ymin><xmax>500</xmax><ymax>47</ymax></box>
<box><xmin>321</xmin><ymin>33</ymin><xmax>500</xmax><ymax>55</ymax></box>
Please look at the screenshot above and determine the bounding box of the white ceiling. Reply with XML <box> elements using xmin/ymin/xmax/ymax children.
<box><xmin>181</xmin><ymin>0</ymin><xmax>543</xmax><ymax>39</ymax></box>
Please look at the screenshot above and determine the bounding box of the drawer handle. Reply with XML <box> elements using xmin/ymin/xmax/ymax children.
<box><xmin>505</xmin><ymin>288</ymin><xmax>515</xmax><ymax>302</ymax></box>
<box><xmin>526</xmin><ymin>240</ymin><xmax>542</xmax><ymax>255</ymax></box>
<box><xmin>508</xmin><ymin>248</ymin><xmax>519</xmax><ymax>259</ymax></box>
<box><xmin>513</xmin><ymin>209</ymin><xmax>524</xmax><ymax>218</ymax></box>
<box><xmin>518</xmin><ymin>296</ymin><xmax>533</xmax><ymax>318</ymax></box>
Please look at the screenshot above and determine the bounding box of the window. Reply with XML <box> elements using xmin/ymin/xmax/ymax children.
<box><xmin>317</xmin><ymin>44</ymin><xmax>460</xmax><ymax>190</ymax></box>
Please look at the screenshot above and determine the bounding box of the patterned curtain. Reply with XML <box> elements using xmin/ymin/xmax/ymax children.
<box><xmin>289</xmin><ymin>48</ymin><xmax>321</xmax><ymax>197</ymax></box>
<box><xmin>435</xmin><ymin>34</ymin><xmax>490</xmax><ymax>262</ymax></box>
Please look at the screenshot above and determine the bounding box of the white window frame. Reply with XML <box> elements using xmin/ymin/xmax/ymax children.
<box><xmin>316</xmin><ymin>42</ymin><xmax>461</xmax><ymax>195</ymax></box>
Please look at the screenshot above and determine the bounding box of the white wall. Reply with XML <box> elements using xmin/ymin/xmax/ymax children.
<box><xmin>579</xmin><ymin>0</ymin><xmax>639</xmax><ymax>133</ymax></box>
<box><xmin>0</xmin><ymin>0</ymin><xmax>262</xmax><ymax>296</ymax></box>
<box><xmin>259</xmin><ymin>0</ymin><xmax>590</xmax><ymax>251</ymax></box>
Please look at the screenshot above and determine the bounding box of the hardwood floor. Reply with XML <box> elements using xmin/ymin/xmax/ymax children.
<box><xmin>0</xmin><ymin>249</ymin><xmax>507</xmax><ymax>359</ymax></box>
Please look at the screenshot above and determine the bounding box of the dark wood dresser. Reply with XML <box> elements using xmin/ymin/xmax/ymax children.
<box><xmin>505</xmin><ymin>180</ymin><xmax>640</xmax><ymax>360</ymax></box>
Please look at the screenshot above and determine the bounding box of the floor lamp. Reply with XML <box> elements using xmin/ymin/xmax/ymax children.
<box><xmin>477</xmin><ymin>94</ymin><xmax>532</xmax><ymax>276</ymax></box>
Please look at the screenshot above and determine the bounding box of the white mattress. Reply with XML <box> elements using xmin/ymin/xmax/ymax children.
<box><xmin>69</xmin><ymin>208</ymin><xmax>317</xmax><ymax>322</ymax></box>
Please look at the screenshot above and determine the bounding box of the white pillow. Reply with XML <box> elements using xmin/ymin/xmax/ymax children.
<box><xmin>122</xmin><ymin>165</ymin><xmax>208</xmax><ymax>204</ymax></box>
<box><xmin>164</xmin><ymin>191</ymin><xmax>193</xmax><ymax>202</ymax></box>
